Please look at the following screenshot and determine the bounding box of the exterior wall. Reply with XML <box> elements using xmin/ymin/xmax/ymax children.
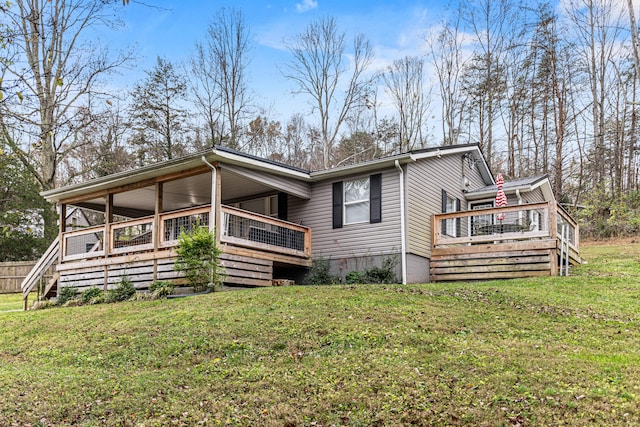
<box><xmin>520</xmin><ymin>187</ymin><xmax>545</xmax><ymax>203</ymax></box>
<box><xmin>326</xmin><ymin>253</ymin><xmax>402</xmax><ymax>284</ymax></box>
<box><xmin>406</xmin><ymin>253</ymin><xmax>429</xmax><ymax>284</ymax></box>
<box><xmin>289</xmin><ymin>167</ymin><xmax>402</xmax><ymax>262</ymax></box>
<box><xmin>501</xmin><ymin>187</ymin><xmax>545</xmax><ymax>206</ymax></box>
<box><xmin>406</xmin><ymin>153</ymin><xmax>487</xmax><ymax>259</ymax></box>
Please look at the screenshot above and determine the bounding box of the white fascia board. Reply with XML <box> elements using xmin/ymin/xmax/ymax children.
<box><xmin>310</xmin><ymin>154</ymin><xmax>413</xmax><ymax>181</ymax></box>
<box><xmin>531</xmin><ymin>177</ymin><xmax>555</xmax><ymax>201</ymax></box>
<box><xmin>466</xmin><ymin>177</ymin><xmax>554</xmax><ymax>201</ymax></box>
<box><xmin>207</xmin><ymin>148</ymin><xmax>312</xmax><ymax>182</ymax></box>
<box><xmin>41</xmin><ymin>154</ymin><xmax>207</xmax><ymax>202</ymax></box>
<box><xmin>42</xmin><ymin>148</ymin><xmax>313</xmax><ymax>203</ymax></box>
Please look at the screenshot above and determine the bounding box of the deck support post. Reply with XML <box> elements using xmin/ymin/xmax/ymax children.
<box><xmin>53</xmin><ymin>203</ymin><xmax>67</xmax><ymax>302</ymax></box>
<box><xmin>153</xmin><ymin>182</ymin><xmax>163</xmax><ymax>283</ymax></box>
<box><xmin>104</xmin><ymin>194</ymin><xmax>113</xmax><ymax>291</ymax></box>
<box><xmin>202</xmin><ymin>157</ymin><xmax>221</xmax><ymax>244</ymax></box>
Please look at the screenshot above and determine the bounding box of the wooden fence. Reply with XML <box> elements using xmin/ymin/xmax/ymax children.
<box><xmin>0</xmin><ymin>261</ymin><xmax>54</xmax><ymax>294</ymax></box>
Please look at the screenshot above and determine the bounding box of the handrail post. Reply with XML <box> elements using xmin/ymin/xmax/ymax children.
<box><xmin>153</xmin><ymin>182</ymin><xmax>163</xmax><ymax>282</ymax></box>
<box><xmin>431</xmin><ymin>214</ymin><xmax>439</xmax><ymax>247</ymax></box>
<box><xmin>104</xmin><ymin>194</ymin><xmax>113</xmax><ymax>291</ymax></box>
<box><xmin>549</xmin><ymin>201</ymin><xmax>558</xmax><ymax>240</ymax></box>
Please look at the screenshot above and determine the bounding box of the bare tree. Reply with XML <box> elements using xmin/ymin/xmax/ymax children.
<box><xmin>427</xmin><ymin>14</ymin><xmax>469</xmax><ymax>146</ymax></box>
<box><xmin>565</xmin><ymin>0</ymin><xmax>625</xmax><ymax>192</ymax></box>
<box><xmin>65</xmin><ymin>101</ymin><xmax>134</xmax><ymax>181</ymax></box>
<box><xmin>382</xmin><ymin>56</ymin><xmax>430</xmax><ymax>152</ymax></box>
<box><xmin>282</xmin><ymin>114</ymin><xmax>310</xmax><ymax>169</ymax></box>
<box><xmin>0</xmin><ymin>0</ymin><xmax>131</xmax><ymax>191</ymax></box>
<box><xmin>461</xmin><ymin>0</ymin><xmax>513</xmax><ymax>170</ymax></box>
<box><xmin>283</xmin><ymin>16</ymin><xmax>375</xmax><ymax>169</ymax></box>
<box><xmin>191</xmin><ymin>6</ymin><xmax>252</xmax><ymax>149</ymax></box>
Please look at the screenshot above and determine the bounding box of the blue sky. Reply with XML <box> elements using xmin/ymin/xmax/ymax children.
<box><xmin>104</xmin><ymin>0</ymin><xmax>445</xmax><ymax>121</ymax></box>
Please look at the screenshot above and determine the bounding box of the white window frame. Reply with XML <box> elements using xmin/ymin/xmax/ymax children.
<box><xmin>344</xmin><ymin>178</ymin><xmax>370</xmax><ymax>225</ymax></box>
<box><xmin>445</xmin><ymin>195</ymin><xmax>458</xmax><ymax>237</ymax></box>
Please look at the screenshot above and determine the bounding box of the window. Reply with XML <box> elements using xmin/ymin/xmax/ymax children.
<box><xmin>344</xmin><ymin>178</ymin><xmax>370</xmax><ymax>224</ymax></box>
<box><xmin>441</xmin><ymin>189</ymin><xmax>460</xmax><ymax>237</ymax></box>
<box><xmin>332</xmin><ymin>174</ymin><xmax>382</xmax><ymax>228</ymax></box>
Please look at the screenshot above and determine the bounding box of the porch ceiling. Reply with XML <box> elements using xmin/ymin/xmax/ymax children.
<box><xmin>73</xmin><ymin>169</ymin><xmax>284</xmax><ymax>218</ymax></box>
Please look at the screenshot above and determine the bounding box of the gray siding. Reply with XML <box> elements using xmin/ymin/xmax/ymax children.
<box><xmin>521</xmin><ymin>187</ymin><xmax>545</xmax><ymax>203</ymax></box>
<box><xmin>289</xmin><ymin>168</ymin><xmax>402</xmax><ymax>260</ymax></box>
<box><xmin>406</xmin><ymin>253</ymin><xmax>429</xmax><ymax>283</ymax></box>
<box><xmin>406</xmin><ymin>154</ymin><xmax>487</xmax><ymax>259</ymax></box>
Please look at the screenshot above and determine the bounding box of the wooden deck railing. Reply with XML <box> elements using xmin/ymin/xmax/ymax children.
<box><xmin>432</xmin><ymin>201</ymin><xmax>578</xmax><ymax>252</ymax></box>
<box><xmin>61</xmin><ymin>227</ymin><xmax>105</xmax><ymax>261</ymax></box>
<box><xmin>60</xmin><ymin>204</ymin><xmax>311</xmax><ymax>262</ymax></box>
<box><xmin>221</xmin><ymin>205</ymin><xmax>311</xmax><ymax>258</ymax></box>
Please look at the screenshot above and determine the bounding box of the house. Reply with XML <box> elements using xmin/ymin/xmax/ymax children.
<box><xmin>21</xmin><ymin>143</ymin><xmax>580</xmax><ymax>308</ymax></box>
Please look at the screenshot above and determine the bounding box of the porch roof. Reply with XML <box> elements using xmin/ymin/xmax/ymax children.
<box><xmin>465</xmin><ymin>175</ymin><xmax>554</xmax><ymax>201</ymax></box>
<box><xmin>41</xmin><ymin>146</ymin><xmax>313</xmax><ymax>205</ymax></box>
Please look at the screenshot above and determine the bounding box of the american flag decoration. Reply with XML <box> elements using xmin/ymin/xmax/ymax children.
<box><xmin>495</xmin><ymin>173</ymin><xmax>507</xmax><ymax>221</ymax></box>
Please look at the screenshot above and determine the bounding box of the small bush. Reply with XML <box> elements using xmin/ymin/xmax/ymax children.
<box><xmin>344</xmin><ymin>256</ymin><xmax>399</xmax><ymax>285</ymax></box>
<box><xmin>105</xmin><ymin>276</ymin><xmax>136</xmax><ymax>303</ymax></box>
<box><xmin>346</xmin><ymin>271</ymin><xmax>365</xmax><ymax>284</ymax></box>
<box><xmin>31</xmin><ymin>300</ymin><xmax>57</xmax><ymax>310</ymax></box>
<box><xmin>63</xmin><ymin>298</ymin><xmax>83</xmax><ymax>307</ymax></box>
<box><xmin>58</xmin><ymin>286</ymin><xmax>78</xmax><ymax>305</ymax></box>
<box><xmin>306</xmin><ymin>258</ymin><xmax>340</xmax><ymax>285</ymax></box>
<box><xmin>174</xmin><ymin>225</ymin><xmax>224</xmax><ymax>292</ymax></box>
<box><xmin>81</xmin><ymin>287</ymin><xmax>103</xmax><ymax>304</ymax></box>
<box><xmin>149</xmin><ymin>280</ymin><xmax>175</xmax><ymax>298</ymax></box>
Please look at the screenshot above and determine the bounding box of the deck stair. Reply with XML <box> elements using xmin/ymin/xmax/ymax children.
<box><xmin>21</xmin><ymin>237</ymin><xmax>60</xmax><ymax>309</ymax></box>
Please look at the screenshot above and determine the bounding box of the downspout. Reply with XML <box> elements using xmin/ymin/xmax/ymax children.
<box><xmin>516</xmin><ymin>189</ymin><xmax>523</xmax><ymax>226</ymax></box>
<box><xmin>395</xmin><ymin>160</ymin><xmax>407</xmax><ymax>285</ymax></box>
<box><xmin>201</xmin><ymin>156</ymin><xmax>218</xmax><ymax>236</ymax></box>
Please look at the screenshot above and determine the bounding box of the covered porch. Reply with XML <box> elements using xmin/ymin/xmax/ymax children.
<box><xmin>430</xmin><ymin>202</ymin><xmax>580</xmax><ymax>281</ymax></box>
<box><xmin>25</xmin><ymin>151</ymin><xmax>313</xmax><ymax>307</ymax></box>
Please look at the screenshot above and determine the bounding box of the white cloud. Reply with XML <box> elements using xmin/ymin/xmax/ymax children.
<box><xmin>296</xmin><ymin>0</ymin><xmax>318</xmax><ymax>13</ymax></box>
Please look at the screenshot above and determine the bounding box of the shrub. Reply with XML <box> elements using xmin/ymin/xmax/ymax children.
<box><xmin>149</xmin><ymin>280</ymin><xmax>175</xmax><ymax>298</ymax></box>
<box><xmin>363</xmin><ymin>256</ymin><xmax>398</xmax><ymax>284</ymax></box>
<box><xmin>306</xmin><ymin>258</ymin><xmax>340</xmax><ymax>285</ymax></box>
<box><xmin>344</xmin><ymin>256</ymin><xmax>399</xmax><ymax>285</ymax></box>
<box><xmin>31</xmin><ymin>299</ymin><xmax>57</xmax><ymax>310</ymax></box>
<box><xmin>346</xmin><ymin>271</ymin><xmax>365</xmax><ymax>284</ymax></box>
<box><xmin>81</xmin><ymin>287</ymin><xmax>103</xmax><ymax>304</ymax></box>
<box><xmin>174</xmin><ymin>225</ymin><xmax>224</xmax><ymax>292</ymax></box>
<box><xmin>58</xmin><ymin>286</ymin><xmax>78</xmax><ymax>305</ymax></box>
<box><xmin>105</xmin><ymin>276</ymin><xmax>136</xmax><ymax>303</ymax></box>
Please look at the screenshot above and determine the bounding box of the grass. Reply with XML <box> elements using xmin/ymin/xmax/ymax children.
<box><xmin>0</xmin><ymin>241</ymin><xmax>639</xmax><ymax>426</ymax></box>
<box><xmin>0</xmin><ymin>292</ymin><xmax>26</xmax><ymax>312</ymax></box>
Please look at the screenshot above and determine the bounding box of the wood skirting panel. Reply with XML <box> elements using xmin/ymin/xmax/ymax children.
<box><xmin>220</xmin><ymin>253</ymin><xmax>273</xmax><ymax>287</ymax></box>
<box><xmin>430</xmin><ymin>240</ymin><xmax>557</xmax><ymax>282</ymax></box>
<box><xmin>58</xmin><ymin>249</ymin><xmax>279</xmax><ymax>291</ymax></box>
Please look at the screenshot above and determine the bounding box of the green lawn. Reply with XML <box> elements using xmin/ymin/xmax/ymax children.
<box><xmin>0</xmin><ymin>241</ymin><xmax>639</xmax><ymax>426</ymax></box>
<box><xmin>0</xmin><ymin>292</ymin><xmax>26</xmax><ymax>312</ymax></box>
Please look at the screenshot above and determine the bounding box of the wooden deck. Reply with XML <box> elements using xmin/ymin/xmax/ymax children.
<box><xmin>54</xmin><ymin>204</ymin><xmax>311</xmax><ymax>292</ymax></box>
<box><xmin>430</xmin><ymin>202</ymin><xmax>580</xmax><ymax>282</ymax></box>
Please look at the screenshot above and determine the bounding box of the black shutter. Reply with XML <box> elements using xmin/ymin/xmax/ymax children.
<box><xmin>370</xmin><ymin>173</ymin><xmax>382</xmax><ymax>224</ymax></box>
<box><xmin>441</xmin><ymin>189</ymin><xmax>447</xmax><ymax>235</ymax></box>
<box><xmin>277</xmin><ymin>192</ymin><xmax>288</xmax><ymax>221</ymax></box>
<box><xmin>456</xmin><ymin>198</ymin><xmax>461</xmax><ymax>237</ymax></box>
<box><xmin>332</xmin><ymin>181</ymin><xmax>343</xmax><ymax>229</ymax></box>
